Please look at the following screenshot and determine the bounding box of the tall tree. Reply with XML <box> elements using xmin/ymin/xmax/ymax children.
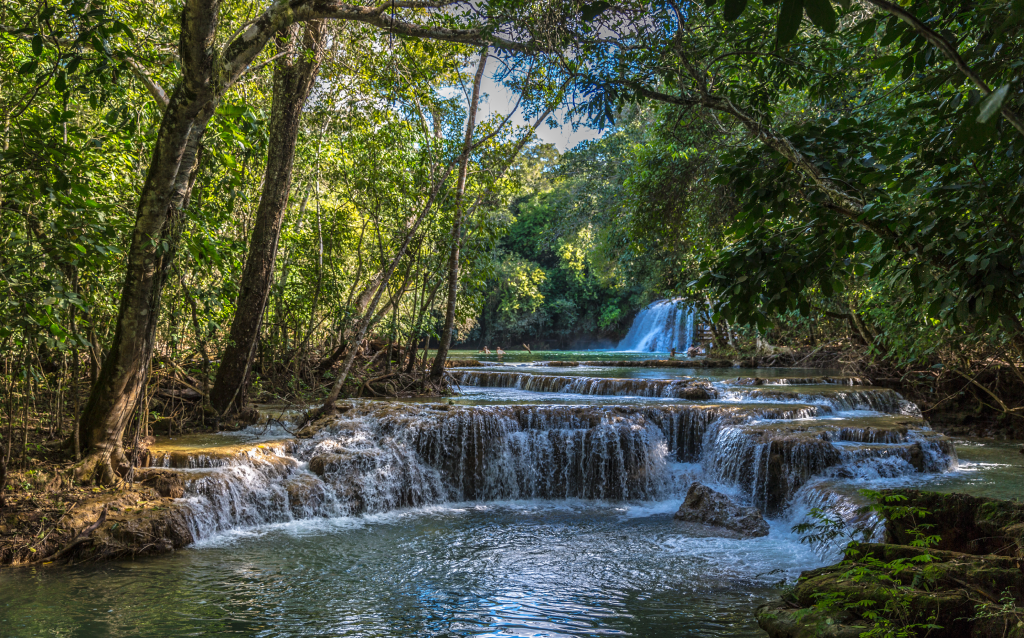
<box><xmin>210</xmin><ymin>21</ymin><xmax>326</xmax><ymax>416</ymax></box>
<box><xmin>430</xmin><ymin>45</ymin><xmax>490</xmax><ymax>378</ymax></box>
<box><xmin>74</xmin><ymin>0</ymin><xmax>536</xmax><ymax>483</ymax></box>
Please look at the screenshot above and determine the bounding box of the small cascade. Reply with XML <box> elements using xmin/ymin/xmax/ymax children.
<box><xmin>693</xmin><ymin>414</ymin><xmax>956</xmax><ymax>514</ymax></box>
<box><xmin>721</xmin><ymin>386</ymin><xmax>907</xmax><ymax>414</ymax></box>
<box><xmin>727</xmin><ymin>376</ymin><xmax>872</xmax><ymax>386</ymax></box>
<box><xmin>452</xmin><ymin>370</ymin><xmax>717</xmax><ymax>400</ymax></box>
<box><xmin>617</xmin><ymin>299</ymin><xmax>695</xmax><ymax>352</ymax></box>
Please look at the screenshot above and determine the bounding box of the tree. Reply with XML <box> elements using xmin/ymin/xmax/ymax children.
<box><xmin>430</xmin><ymin>45</ymin><xmax>490</xmax><ymax>378</ymax></box>
<box><xmin>210</xmin><ymin>21</ymin><xmax>326</xmax><ymax>416</ymax></box>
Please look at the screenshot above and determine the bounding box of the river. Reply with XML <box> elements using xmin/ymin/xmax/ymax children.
<box><xmin>1</xmin><ymin>351</ymin><xmax>1021</xmax><ymax>637</ymax></box>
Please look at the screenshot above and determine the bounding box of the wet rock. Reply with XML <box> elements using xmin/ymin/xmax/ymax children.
<box><xmin>733</xmin><ymin>377</ymin><xmax>765</xmax><ymax>386</ymax></box>
<box><xmin>756</xmin><ymin>603</ymin><xmax>868</xmax><ymax>638</ymax></box>
<box><xmin>451</xmin><ymin>370</ymin><xmax>719</xmax><ymax>400</ymax></box>
<box><xmin>237</xmin><ymin>405</ymin><xmax>260</xmax><ymax>425</ymax></box>
<box><xmin>308</xmin><ymin>453</ymin><xmax>355</xmax><ymax>477</ymax></box>
<box><xmin>150</xmin><ymin>474</ymin><xmax>185</xmax><ymax>498</ymax></box>
<box><xmin>144</xmin><ymin>437</ymin><xmax>294</xmax><ymax>469</ymax></box>
<box><xmin>673</xmin><ymin>483</ymin><xmax>769</xmax><ymax>537</ymax></box>
<box><xmin>757</xmin><ymin>492</ymin><xmax>1024</xmax><ymax>638</ymax></box>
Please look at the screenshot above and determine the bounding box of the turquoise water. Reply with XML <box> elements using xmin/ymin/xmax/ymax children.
<box><xmin>0</xmin><ymin>502</ymin><xmax>818</xmax><ymax>637</ymax></box>
<box><xmin>442</xmin><ymin>349</ymin><xmax>692</xmax><ymax>363</ymax></box>
<box><xmin>1</xmin><ymin>441</ymin><xmax>1017</xmax><ymax>637</ymax></box>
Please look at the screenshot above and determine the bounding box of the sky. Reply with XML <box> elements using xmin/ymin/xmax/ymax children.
<box><xmin>476</xmin><ymin>71</ymin><xmax>603</xmax><ymax>153</ymax></box>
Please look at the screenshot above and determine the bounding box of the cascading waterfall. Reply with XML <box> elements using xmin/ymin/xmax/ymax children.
<box><xmin>617</xmin><ymin>299</ymin><xmax>695</xmax><ymax>352</ymax></box>
<box><xmin>151</xmin><ymin>395</ymin><xmax>957</xmax><ymax>541</ymax></box>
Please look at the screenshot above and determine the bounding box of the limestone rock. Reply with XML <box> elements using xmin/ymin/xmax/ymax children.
<box><xmin>673</xmin><ymin>483</ymin><xmax>770</xmax><ymax>538</ymax></box>
<box><xmin>151</xmin><ymin>474</ymin><xmax>185</xmax><ymax>498</ymax></box>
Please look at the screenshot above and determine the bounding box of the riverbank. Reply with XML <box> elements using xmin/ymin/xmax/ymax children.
<box><xmin>0</xmin><ymin>478</ymin><xmax>193</xmax><ymax>565</ymax></box>
<box><xmin>756</xmin><ymin>489</ymin><xmax>1024</xmax><ymax>638</ymax></box>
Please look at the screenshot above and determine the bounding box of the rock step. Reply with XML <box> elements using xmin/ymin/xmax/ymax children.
<box><xmin>123</xmin><ymin>404</ymin><xmax>956</xmax><ymax>542</ymax></box>
<box><xmin>144</xmin><ymin>436</ymin><xmax>294</xmax><ymax>469</ymax></box>
<box><xmin>720</xmin><ymin>386</ymin><xmax>908</xmax><ymax>414</ymax></box>
<box><xmin>451</xmin><ymin>370</ymin><xmax>718</xmax><ymax>400</ymax></box>
<box><xmin>725</xmin><ymin>376</ymin><xmax>871</xmax><ymax>386</ymax></box>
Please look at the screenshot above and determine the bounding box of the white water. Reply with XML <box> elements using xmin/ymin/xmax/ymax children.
<box><xmin>617</xmin><ymin>299</ymin><xmax>696</xmax><ymax>352</ymax></box>
<box><xmin>165</xmin><ymin>383</ymin><xmax>956</xmax><ymax>540</ymax></box>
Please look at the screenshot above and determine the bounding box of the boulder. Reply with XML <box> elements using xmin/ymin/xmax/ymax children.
<box><xmin>673</xmin><ymin>483</ymin><xmax>770</xmax><ymax>538</ymax></box>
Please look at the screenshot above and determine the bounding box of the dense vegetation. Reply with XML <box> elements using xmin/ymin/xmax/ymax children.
<box><xmin>0</xmin><ymin>0</ymin><xmax>1021</xmax><ymax>495</ymax></box>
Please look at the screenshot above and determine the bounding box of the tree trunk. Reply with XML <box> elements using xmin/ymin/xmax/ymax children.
<box><xmin>76</xmin><ymin>0</ymin><xmax>221</xmax><ymax>483</ymax></box>
<box><xmin>77</xmin><ymin>95</ymin><xmax>212</xmax><ymax>483</ymax></box>
<box><xmin>210</xmin><ymin>22</ymin><xmax>325</xmax><ymax>415</ymax></box>
<box><xmin>320</xmin><ymin>183</ymin><xmax>448</xmax><ymax>410</ymax></box>
<box><xmin>430</xmin><ymin>46</ymin><xmax>489</xmax><ymax>379</ymax></box>
<box><xmin>407</xmin><ymin>277</ymin><xmax>442</xmax><ymax>374</ymax></box>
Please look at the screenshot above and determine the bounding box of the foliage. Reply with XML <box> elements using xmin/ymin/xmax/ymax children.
<box><xmin>793</xmin><ymin>491</ymin><xmax>944</xmax><ymax>637</ymax></box>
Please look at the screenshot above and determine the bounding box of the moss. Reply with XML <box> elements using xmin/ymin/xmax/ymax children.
<box><xmin>756</xmin><ymin>603</ymin><xmax>870</xmax><ymax>638</ymax></box>
<box><xmin>761</xmin><ymin>494</ymin><xmax>1024</xmax><ymax>638</ymax></box>
<box><xmin>884</xmin><ymin>490</ymin><xmax>1024</xmax><ymax>557</ymax></box>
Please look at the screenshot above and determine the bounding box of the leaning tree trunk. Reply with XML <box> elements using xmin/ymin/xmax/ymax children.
<box><xmin>77</xmin><ymin>96</ymin><xmax>214</xmax><ymax>483</ymax></box>
<box><xmin>430</xmin><ymin>46</ymin><xmax>489</xmax><ymax>379</ymax></box>
<box><xmin>75</xmin><ymin>0</ymin><xmax>226</xmax><ymax>483</ymax></box>
<box><xmin>210</xmin><ymin>22</ymin><xmax>326</xmax><ymax>415</ymax></box>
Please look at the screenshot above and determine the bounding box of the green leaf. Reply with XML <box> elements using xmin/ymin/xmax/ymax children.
<box><xmin>879</xmin><ymin>23</ymin><xmax>904</xmax><ymax>46</ymax></box>
<box><xmin>19</xmin><ymin>60</ymin><xmax>38</xmax><ymax>74</ymax></box>
<box><xmin>803</xmin><ymin>0</ymin><xmax>836</xmax><ymax>33</ymax></box>
<box><xmin>580</xmin><ymin>1</ymin><xmax>611</xmax><ymax>22</ymax></box>
<box><xmin>724</xmin><ymin>0</ymin><xmax>749</xmax><ymax>21</ymax></box>
<box><xmin>39</xmin><ymin>6</ymin><xmax>56</xmax><ymax>20</ymax></box>
<box><xmin>954</xmin><ymin>105</ymin><xmax>999</xmax><ymax>151</ymax></box>
<box><xmin>859</xmin><ymin>19</ymin><xmax>877</xmax><ymax>43</ymax></box>
<box><xmin>32</xmin><ymin>34</ymin><xmax>43</xmax><ymax>56</ymax></box>
<box><xmin>869</xmin><ymin>55</ymin><xmax>900</xmax><ymax>69</ymax></box>
<box><xmin>55</xmin><ymin>71</ymin><xmax>67</xmax><ymax>92</ymax></box>
<box><xmin>977</xmin><ymin>84</ymin><xmax>1010</xmax><ymax>124</ymax></box>
<box><xmin>777</xmin><ymin>0</ymin><xmax>804</xmax><ymax>43</ymax></box>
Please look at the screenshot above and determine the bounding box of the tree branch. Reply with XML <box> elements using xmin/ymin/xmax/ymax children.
<box><xmin>218</xmin><ymin>0</ymin><xmax>541</xmax><ymax>93</ymax></box>
<box><xmin>0</xmin><ymin>24</ymin><xmax>171</xmax><ymax>109</ymax></box>
<box><xmin>863</xmin><ymin>0</ymin><xmax>1024</xmax><ymax>137</ymax></box>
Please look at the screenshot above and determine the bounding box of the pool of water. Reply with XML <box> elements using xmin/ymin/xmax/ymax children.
<box><xmin>453</xmin><ymin>365</ymin><xmax>845</xmax><ymax>381</ymax></box>
<box><xmin>0</xmin><ymin>499</ymin><xmax>822</xmax><ymax>638</ymax></box>
<box><xmin>442</xmin><ymin>350</ymin><xmax>698</xmax><ymax>364</ymax></box>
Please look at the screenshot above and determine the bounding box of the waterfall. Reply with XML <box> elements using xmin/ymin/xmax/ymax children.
<box><xmin>617</xmin><ymin>299</ymin><xmax>695</xmax><ymax>352</ymax></box>
<box><xmin>148</xmin><ymin>399</ymin><xmax>958</xmax><ymax>542</ymax></box>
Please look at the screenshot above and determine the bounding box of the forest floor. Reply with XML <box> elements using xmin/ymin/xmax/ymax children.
<box><xmin>0</xmin><ymin>346</ymin><xmax>450</xmax><ymax>566</ymax></box>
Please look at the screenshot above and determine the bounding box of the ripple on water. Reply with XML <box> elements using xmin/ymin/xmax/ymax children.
<box><xmin>0</xmin><ymin>356</ymin><xmax>1001</xmax><ymax>638</ymax></box>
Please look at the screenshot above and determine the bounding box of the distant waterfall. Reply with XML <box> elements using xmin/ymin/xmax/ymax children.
<box><xmin>617</xmin><ymin>299</ymin><xmax>695</xmax><ymax>352</ymax></box>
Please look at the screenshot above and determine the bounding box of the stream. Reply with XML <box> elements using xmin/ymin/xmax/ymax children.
<box><xmin>1</xmin><ymin>350</ymin><xmax>1022</xmax><ymax>637</ymax></box>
